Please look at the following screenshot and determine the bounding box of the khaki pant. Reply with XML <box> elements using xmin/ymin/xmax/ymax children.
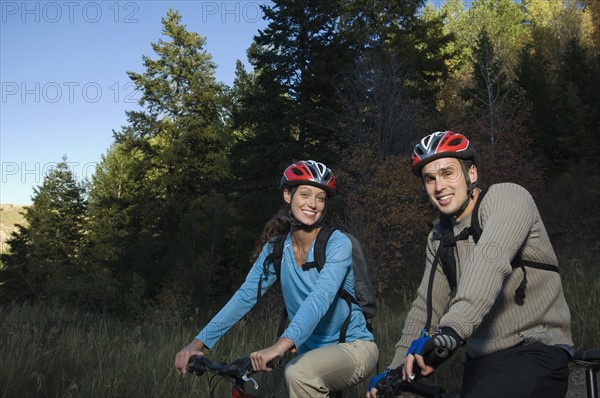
<box><xmin>284</xmin><ymin>340</ymin><xmax>379</xmax><ymax>397</ymax></box>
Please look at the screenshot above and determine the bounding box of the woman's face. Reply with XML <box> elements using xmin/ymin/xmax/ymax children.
<box><xmin>284</xmin><ymin>184</ymin><xmax>327</xmax><ymax>226</ymax></box>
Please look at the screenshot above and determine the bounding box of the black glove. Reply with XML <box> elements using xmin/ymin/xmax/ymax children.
<box><xmin>367</xmin><ymin>367</ymin><xmax>402</xmax><ymax>397</ymax></box>
<box><xmin>419</xmin><ymin>327</ymin><xmax>464</xmax><ymax>368</ymax></box>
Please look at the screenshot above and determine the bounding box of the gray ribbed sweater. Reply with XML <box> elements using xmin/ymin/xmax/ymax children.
<box><xmin>390</xmin><ymin>183</ymin><xmax>573</xmax><ymax>368</ymax></box>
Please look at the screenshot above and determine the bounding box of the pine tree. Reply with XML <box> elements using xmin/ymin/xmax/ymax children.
<box><xmin>123</xmin><ymin>8</ymin><xmax>228</xmax><ymax>218</ymax></box>
<box><xmin>0</xmin><ymin>157</ymin><xmax>87</xmax><ymax>302</ymax></box>
<box><xmin>87</xmin><ymin>9</ymin><xmax>230</xmax><ymax>306</ymax></box>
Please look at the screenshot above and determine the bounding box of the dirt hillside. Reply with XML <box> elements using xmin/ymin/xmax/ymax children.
<box><xmin>0</xmin><ymin>204</ymin><xmax>27</xmax><ymax>253</ymax></box>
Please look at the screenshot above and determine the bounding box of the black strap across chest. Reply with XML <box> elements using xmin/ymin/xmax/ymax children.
<box><xmin>423</xmin><ymin>187</ymin><xmax>559</xmax><ymax>332</ymax></box>
<box><xmin>258</xmin><ymin>228</ymin><xmax>358</xmax><ymax>344</ymax></box>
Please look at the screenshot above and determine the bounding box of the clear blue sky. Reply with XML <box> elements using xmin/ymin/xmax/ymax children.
<box><xmin>1</xmin><ymin>0</ymin><xmax>269</xmax><ymax>205</ymax></box>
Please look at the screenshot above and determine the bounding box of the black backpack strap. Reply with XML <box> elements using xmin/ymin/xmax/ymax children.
<box><xmin>428</xmin><ymin>188</ymin><xmax>491</xmax><ymax>329</ymax></box>
<box><xmin>438</xmin><ymin>215</ymin><xmax>459</xmax><ymax>291</ymax></box>
<box><xmin>338</xmin><ymin>290</ymin><xmax>354</xmax><ymax>343</ymax></box>
<box><xmin>312</xmin><ymin>227</ymin><xmax>355</xmax><ymax>343</ymax></box>
<box><xmin>301</xmin><ymin>227</ymin><xmax>334</xmax><ymax>271</ymax></box>
<box><xmin>273</xmin><ymin>238</ymin><xmax>284</xmax><ymax>280</ymax></box>
<box><xmin>511</xmin><ymin>258</ymin><xmax>559</xmax><ymax>305</ymax></box>
<box><xmin>424</xmin><ymin>242</ymin><xmax>444</xmax><ymax>333</ymax></box>
<box><xmin>271</xmin><ymin>238</ymin><xmax>289</xmax><ymax>338</ymax></box>
<box><xmin>311</xmin><ymin>226</ymin><xmax>360</xmax><ymax>343</ymax></box>
<box><xmin>470</xmin><ymin>187</ymin><xmax>558</xmax><ymax>304</ymax></box>
<box><xmin>470</xmin><ymin>187</ymin><xmax>490</xmax><ymax>244</ymax></box>
<box><xmin>436</xmin><ymin>186</ymin><xmax>490</xmax><ymax>291</ymax></box>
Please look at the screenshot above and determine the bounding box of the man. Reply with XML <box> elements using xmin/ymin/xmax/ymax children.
<box><xmin>367</xmin><ymin>131</ymin><xmax>573</xmax><ymax>398</ymax></box>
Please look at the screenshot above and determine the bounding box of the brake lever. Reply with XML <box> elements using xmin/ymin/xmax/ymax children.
<box><xmin>242</xmin><ymin>374</ymin><xmax>259</xmax><ymax>390</ymax></box>
<box><xmin>236</xmin><ymin>355</ymin><xmax>284</xmax><ymax>390</ymax></box>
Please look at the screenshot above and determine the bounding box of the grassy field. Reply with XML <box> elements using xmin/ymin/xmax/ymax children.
<box><xmin>0</xmin><ymin>200</ymin><xmax>597</xmax><ymax>397</ymax></box>
<box><xmin>1</xmin><ymin>269</ymin><xmax>598</xmax><ymax>398</ymax></box>
<box><xmin>0</xmin><ymin>302</ymin><xmax>291</xmax><ymax>398</ymax></box>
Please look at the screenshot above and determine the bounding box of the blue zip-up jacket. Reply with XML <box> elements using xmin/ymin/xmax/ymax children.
<box><xmin>197</xmin><ymin>230</ymin><xmax>374</xmax><ymax>353</ymax></box>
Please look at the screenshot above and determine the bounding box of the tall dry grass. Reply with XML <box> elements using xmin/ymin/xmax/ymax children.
<box><xmin>1</xmin><ymin>256</ymin><xmax>598</xmax><ymax>398</ymax></box>
<box><xmin>0</xmin><ymin>302</ymin><xmax>290</xmax><ymax>398</ymax></box>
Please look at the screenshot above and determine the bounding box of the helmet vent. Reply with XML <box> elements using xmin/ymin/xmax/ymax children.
<box><xmin>448</xmin><ymin>138</ymin><xmax>463</xmax><ymax>147</ymax></box>
<box><xmin>411</xmin><ymin>131</ymin><xmax>475</xmax><ymax>175</ymax></box>
<box><xmin>280</xmin><ymin>160</ymin><xmax>336</xmax><ymax>196</ymax></box>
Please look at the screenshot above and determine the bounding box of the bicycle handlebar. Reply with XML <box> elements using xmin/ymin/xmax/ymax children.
<box><xmin>187</xmin><ymin>355</ymin><xmax>284</xmax><ymax>379</ymax></box>
<box><xmin>408</xmin><ymin>347</ymin><xmax>449</xmax><ymax>381</ymax></box>
<box><xmin>380</xmin><ymin>347</ymin><xmax>600</xmax><ymax>398</ymax></box>
<box><xmin>573</xmin><ymin>348</ymin><xmax>600</xmax><ymax>363</ymax></box>
<box><xmin>378</xmin><ymin>347</ymin><xmax>448</xmax><ymax>398</ymax></box>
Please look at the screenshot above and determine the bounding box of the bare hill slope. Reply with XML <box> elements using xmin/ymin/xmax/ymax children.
<box><xmin>0</xmin><ymin>204</ymin><xmax>27</xmax><ymax>253</ymax></box>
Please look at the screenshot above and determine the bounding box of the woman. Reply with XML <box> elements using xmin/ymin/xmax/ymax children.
<box><xmin>175</xmin><ymin>160</ymin><xmax>378</xmax><ymax>397</ymax></box>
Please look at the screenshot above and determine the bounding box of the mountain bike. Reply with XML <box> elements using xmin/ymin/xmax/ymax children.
<box><xmin>187</xmin><ymin>354</ymin><xmax>284</xmax><ymax>398</ymax></box>
<box><xmin>376</xmin><ymin>347</ymin><xmax>600</xmax><ymax>398</ymax></box>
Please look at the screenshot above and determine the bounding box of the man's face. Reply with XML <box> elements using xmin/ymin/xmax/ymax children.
<box><xmin>421</xmin><ymin>157</ymin><xmax>477</xmax><ymax>217</ymax></box>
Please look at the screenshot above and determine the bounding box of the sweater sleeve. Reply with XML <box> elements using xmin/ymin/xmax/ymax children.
<box><xmin>196</xmin><ymin>242</ymin><xmax>277</xmax><ymax>348</ymax></box>
<box><xmin>389</xmin><ymin>231</ymin><xmax>452</xmax><ymax>368</ymax></box>
<box><xmin>440</xmin><ymin>184</ymin><xmax>536</xmax><ymax>339</ymax></box>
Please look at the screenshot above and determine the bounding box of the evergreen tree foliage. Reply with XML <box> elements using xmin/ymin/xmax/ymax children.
<box><xmin>86</xmin><ymin>9</ymin><xmax>230</xmax><ymax>311</ymax></box>
<box><xmin>227</xmin><ymin>0</ymin><xmax>453</xmax><ymax>262</ymax></box>
<box><xmin>4</xmin><ymin>1</ymin><xmax>598</xmax><ymax>313</ymax></box>
<box><xmin>226</xmin><ymin>0</ymin><xmax>354</xmax><ymax>264</ymax></box>
<box><xmin>0</xmin><ymin>157</ymin><xmax>87</xmax><ymax>303</ymax></box>
<box><xmin>228</xmin><ymin>0</ymin><xmax>357</xmax><ymax>185</ymax></box>
<box><xmin>329</xmin><ymin>0</ymin><xmax>450</xmax><ymax>154</ymax></box>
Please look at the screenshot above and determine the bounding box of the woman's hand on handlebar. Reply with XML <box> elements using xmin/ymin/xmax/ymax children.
<box><xmin>175</xmin><ymin>339</ymin><xmax>205</xmax><ymax>376</ymax></box>
<box><xmin>250</xmin><ymin>337</ymin><xmax>293</xmax><ymax>372</ymax></box>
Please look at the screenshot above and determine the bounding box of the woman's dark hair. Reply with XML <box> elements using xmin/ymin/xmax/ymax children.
<box><xmin>251</xmin><ymin>204</ymin><xmax>293</xmax><ymax>260</ymax></box>
<box><xmin>251</xmin><ymin>182</ymin><xmax>340</xmax><ymax>260</ymax></box>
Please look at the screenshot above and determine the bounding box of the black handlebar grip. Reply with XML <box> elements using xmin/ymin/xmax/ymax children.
<box><xmin>266</xmin><ymin>356</ymin><xmax>284</xmax><ymax>370</ymax></box>
<box><xmin>424</xmin><ymin>347</ymin><xmax>449</xmax><ymax>368</ymax></box>
<box><xmin>187</xmin><ymin>355</ymin><xmax>206</xmax><ymax>376</ymax></box>
<box><xmin>408</xmin><ymin>347</ymin><xmax>449</xmax><ymax>382</ymax></box>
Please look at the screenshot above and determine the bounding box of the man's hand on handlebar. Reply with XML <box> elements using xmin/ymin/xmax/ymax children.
<box><xmin>404</xmin><ymin>352</ymin><xmax>435</xmax><ymax>381</ymax></box>
<box><xmin>404</xmin><ymin>327</ymin><xmax>464</xmax><ymax>381</ymax></box>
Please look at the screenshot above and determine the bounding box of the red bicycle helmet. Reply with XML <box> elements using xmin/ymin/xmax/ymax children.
<box><xmin>281</xmin><ymin>160</ymin><xmax>336</xmax><ymax>197</ymax></box>
<box><xmin>411</xmin><ymin>131</ymin><xmax>478</xmax><ymax>175</ymax></box>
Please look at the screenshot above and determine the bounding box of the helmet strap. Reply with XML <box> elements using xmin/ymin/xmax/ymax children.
<box><xmin>452</xmin><ymin>161</ymin><xmax>477</xmax><ymax>219</ymax></box>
